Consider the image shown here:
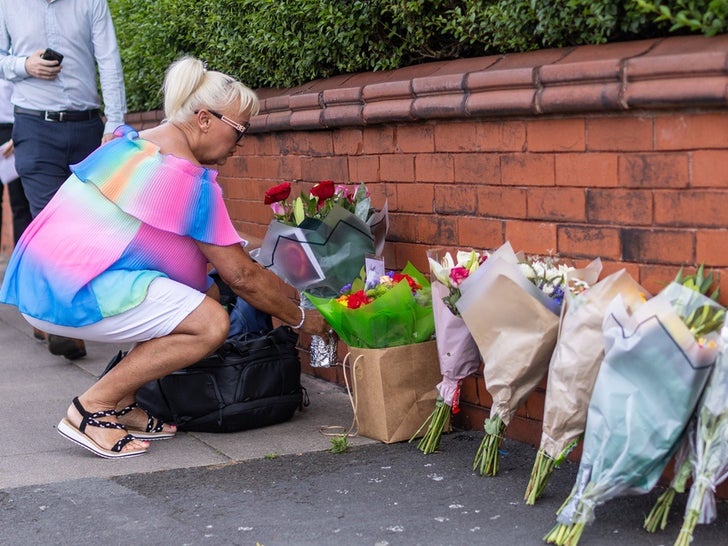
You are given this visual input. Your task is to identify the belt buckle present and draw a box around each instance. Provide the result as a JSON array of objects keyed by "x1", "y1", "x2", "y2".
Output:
[{"x1": 44, "y1": 111, "x2": 61, "y2": 122}]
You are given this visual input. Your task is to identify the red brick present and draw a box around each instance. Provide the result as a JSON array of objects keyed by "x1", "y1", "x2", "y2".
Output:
[
  {"x1": 392, "y1": 242, "x2": 430, "y2": 272},
  {"x1": 527, "y1": 118, "x2": 586, "y2": 152},
  {"x1": 387, "y1": 212, "x2": 417, "y2": 241},
  {"x1": 396, "y1": 183, "x2": 434, "y2": 213},
  {"x1": 416, "y1": 215, "x2": 458, "y2": 245},
  {"x1": 506, "y1": 221, "x2": 557, "y2": 254},
  {"x1": 380, "y1": 154, "x2": 415, "y2": 182},
  {"x1": 654, "y1": 190, "x2": 728, "y2": 228},
  {"x1": 598, "y1": 260, "x2": 642, "y2": 284},
  {"x1": 587, "y1": 116, "x2": 654, "y2": 152},
  {"x1": 348, "y1": 155, "x2": 380, "y2": 183},
  {"x1": 697, "y1": 231, "x2": 728, "y2": 267},
  {"x1": 555, "y1": 153, "x2": 619, "y2": 187},
  {"x1": 638, "y1": 264, "x2": 684, "y2": 297},
  {"x1": 476, "y1": 186, "x2": 528, "y2": 218},
  {"x1": 501, "y1": 154, "x2": 555, "y2": 186},
  {"x1": 454, "y1": 153, "x2": 501, "y2": 184},
  {"x1": 557, "y1": 226, "x2": 621, "y2": 260},
  {"x1": 656, "y1": 112, "x2": 728, "y2": 151},
  {"x1": 333, "y1": 128, "x2": 364, "y2": 155},
  {"x1": 282, "y1": 131, "x2": 334, "y2": 156},
  {"x1": 363, "y1": 126, "x2": 396, "y2": 154},
  {"x1": 434, "y1": 185, "x2": 478, "y2": 215},
  {"x1": 505, "y1": 414, "x2": 544, "y2": 447},
  {"x1": 396, "y1": 124, "x2": 435, "y2": 153},
  {"x1": 476, "y1": 120, "x2": 527, "y2": 152},
  {"x1": 692, "y1": 150, "x2": 728, "y2": 187},
  {"x1": 415, "y1": 154, "x2": 455, "y2": 183},
  {"x1": 434, "y1": 122, "x2": 480, "y2": 152},
  {"x1": 457, "y1": 217, "x2": 504, "y2": 250},
  {"x1": 622, "y1": 228, "x2": 694, "y2": 264},
  {"x1": 586, "y1": 189, "x2": 653, "y2": 226},
  {"x1": 619, "y1": 153, "x2": 690, "y2": 188},
  {"x1": 300, "y1": 156, "x2": 349, "y2": 182},
  {"x1": 527, "y1": 187, "x2": 586, "y2": 222}
]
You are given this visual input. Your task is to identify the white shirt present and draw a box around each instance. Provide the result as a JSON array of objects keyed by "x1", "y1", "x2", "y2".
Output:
[
  {"x1": 0, "y1": 0, "x2": 126, "y2": 134},
  {"x1": 0, "y1": 79, "x2": 13, "y2": 124}
]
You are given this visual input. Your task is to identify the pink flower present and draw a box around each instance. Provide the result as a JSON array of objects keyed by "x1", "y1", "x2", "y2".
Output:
[
  {"x1": 270, "y1": 202, "x2": 286, "y2": 216},
  {"x1": 449, "y1": 266, "x2": 470, "y2": 287}
]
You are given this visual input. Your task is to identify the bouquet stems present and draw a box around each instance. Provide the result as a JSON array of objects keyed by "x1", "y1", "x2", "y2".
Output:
[
  {"x1": 472, "y1": 414, "x2": 505, "y2": 476},
  {"x1": 410, "y1": 399, "x2": 451, "y2": 454},
  {"x1": 674, "y1": 509, "x2": 700, "y2": 546},
  {"x1": 544, "y1": 522, "x2": 585, "y2": 546},
  {"x1": 524, "y1": 449, "x2": 557, "y2": 505},
  {"x1": 643, "y1": 487, "x2": 676, "y2": 533},
  {"x1": 674, "y1": 479, "x2": 708, "y2": 546},
  {"x1": 644, "y1": 456, "x2": 692, "y2": 532}
]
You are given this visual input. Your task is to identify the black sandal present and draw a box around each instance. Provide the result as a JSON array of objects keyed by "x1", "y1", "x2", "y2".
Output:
[
  {"x1": 56, "y1": 397, "x2": 148, "y2": 458},
  {"x1": 116, "y1": 403, "x2": 176, "y2": 440}
]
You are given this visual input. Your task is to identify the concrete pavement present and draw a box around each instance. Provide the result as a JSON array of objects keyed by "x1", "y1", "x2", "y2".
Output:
[{"x1": 1, "y1": 285, "x2": 728, "y2": 544}]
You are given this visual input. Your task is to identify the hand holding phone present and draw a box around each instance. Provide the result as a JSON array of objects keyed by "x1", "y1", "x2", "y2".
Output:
[{"x1": 41, "y1": 48, "x2": 63, "y2": 65}]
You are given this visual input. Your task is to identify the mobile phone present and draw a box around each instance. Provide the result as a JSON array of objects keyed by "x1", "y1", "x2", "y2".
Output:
[{"x1": 41, "y1": 48, "x2": 63, "y2": 64}]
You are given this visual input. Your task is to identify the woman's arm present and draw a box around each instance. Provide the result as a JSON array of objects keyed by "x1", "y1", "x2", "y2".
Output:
[{"x1": 197, "y1": 241, "x2": 331, "y2": 338}]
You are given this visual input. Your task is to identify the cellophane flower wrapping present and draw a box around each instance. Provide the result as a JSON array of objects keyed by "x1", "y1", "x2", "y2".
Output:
[
  {"x1": 251, "y1": 203, "x2": 388, "y2": 299},
  {"x1": 675, "y1": 324, "x2": 728, "y2": 545},
  {"x1": 304, "y1": 262, "x2": 434, "y2": 349},
  {"x1": 525, "y1": 266, "x2": 646, "y2": 503},
  {"x1": 426, "y1": 247, "x2": 485, "y2": 407},
  {"x1": 555, "y1": 282, "x2": 721, "y2": 533},
  {"x1": 455, "y1": 242, "x2": 566, "y2": 430}
]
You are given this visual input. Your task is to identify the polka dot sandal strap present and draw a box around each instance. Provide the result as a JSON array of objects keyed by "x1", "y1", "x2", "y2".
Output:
[
  {"x1": 116, "y1": 402, "x2": 164, "y2": 433},
  {"x1": 72, "y1": 396, "x2": 127, "y2": 434}
]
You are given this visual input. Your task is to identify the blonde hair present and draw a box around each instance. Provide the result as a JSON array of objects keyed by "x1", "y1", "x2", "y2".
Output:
[{"x1": 163, "y1": 56, "x2": 259, "y2": 122}]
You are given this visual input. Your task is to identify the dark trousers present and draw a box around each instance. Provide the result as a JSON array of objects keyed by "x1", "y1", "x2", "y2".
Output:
[
  {"x1": 0, "y1": 124, "x2": 32, "y2": 244},
  {"x1": 12, "y1": 113, "x2": 103, "y2": 217}
]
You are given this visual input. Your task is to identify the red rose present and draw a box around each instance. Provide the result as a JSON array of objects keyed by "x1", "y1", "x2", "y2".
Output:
[
  {"x1": 310, "y1": 180, "x2": 335, "y2": 200},
  {"x1": 347, "y1": 290, "x2": 372, "y2": 309},
  {"x1": 264, "y1": 182, "x2": 291, "y2": 205},
  {"x1": 392, "y1": 273, "x2": 421, "y2": 291}
]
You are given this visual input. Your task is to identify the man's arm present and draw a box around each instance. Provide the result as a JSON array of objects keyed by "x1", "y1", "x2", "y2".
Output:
[{"x1": 92, "y1": 0, "x2": 127, "y2": 137}]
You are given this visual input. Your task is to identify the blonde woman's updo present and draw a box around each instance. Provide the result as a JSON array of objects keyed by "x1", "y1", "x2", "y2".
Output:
[{"x1": 163, "y1": 56, "x2": 259, "y2": 123}]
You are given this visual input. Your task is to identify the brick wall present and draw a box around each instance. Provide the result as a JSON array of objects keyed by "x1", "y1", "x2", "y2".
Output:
[{"x1": 28, "y1": 34, "x2": 728, "y2": 493}]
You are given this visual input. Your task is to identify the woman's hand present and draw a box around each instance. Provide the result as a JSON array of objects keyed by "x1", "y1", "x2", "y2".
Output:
[{"x1": 299, "y1": 308, "x2": 334, "y2": 341}]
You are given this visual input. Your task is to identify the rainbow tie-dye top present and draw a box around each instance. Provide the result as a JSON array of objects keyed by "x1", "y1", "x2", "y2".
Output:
[{"x1": 0, "y1": 125, "x2": 243, "y2": 326}]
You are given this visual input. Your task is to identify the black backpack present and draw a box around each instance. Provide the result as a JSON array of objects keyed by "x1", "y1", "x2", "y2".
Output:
[{"x1": 105, "y1": 326, "x2": 307, "y2": 433}]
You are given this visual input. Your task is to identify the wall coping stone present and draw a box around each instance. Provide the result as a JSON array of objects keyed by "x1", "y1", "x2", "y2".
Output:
[{"x1": 126, "y1": 35, "x2": 728, "y2": 130}]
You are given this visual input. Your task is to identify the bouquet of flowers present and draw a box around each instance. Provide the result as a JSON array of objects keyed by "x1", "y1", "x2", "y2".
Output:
[
  {"x1": 524, "y1": 266, "x2": 645, "y2": 505},
  {"x1": 252, "y1": 180, "x2": 388, "y2": 366},
  {"x1": 304, "y1": 261, "x2": 434, "y2": 349},
  {"x1": 673, "y1": 322, "x2": 728, "y2": 546},
  {"x1": 411, "y1": 248, "x2": 487, "y2": 454},
  {"x1": 252, "y1": 180, "x2": 388, "y2": 298},
  {"x1": 455, "y1": 242, "x2": 591, "y2": 476},
  {"x1": 545, "y1": 268, "x2": 724, "y2": 546}
]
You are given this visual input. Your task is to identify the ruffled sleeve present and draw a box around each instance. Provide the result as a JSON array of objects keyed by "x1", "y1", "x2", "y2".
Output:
[{"x1": 70, "y1": 125, "x2": 242, "y2": 246}]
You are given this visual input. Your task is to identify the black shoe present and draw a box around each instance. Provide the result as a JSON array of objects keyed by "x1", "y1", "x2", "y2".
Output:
[{"x1": 47, "y1": 335, "x2": 87, "y2": 360}]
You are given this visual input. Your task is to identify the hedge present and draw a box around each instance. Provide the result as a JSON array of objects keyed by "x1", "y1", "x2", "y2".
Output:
[{"x1": 109, "y1": 0, "x2": 727, "y2": 113}]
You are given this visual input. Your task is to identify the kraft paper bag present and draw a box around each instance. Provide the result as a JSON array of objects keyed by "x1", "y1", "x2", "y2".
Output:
[{"x1": 347, "y1": 340, "x2": 441, "y2": 443}]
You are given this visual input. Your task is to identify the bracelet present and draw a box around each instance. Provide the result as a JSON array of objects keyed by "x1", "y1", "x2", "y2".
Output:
[{"x1": 291, "y1": 305, "x2": 305, "y2": 329}]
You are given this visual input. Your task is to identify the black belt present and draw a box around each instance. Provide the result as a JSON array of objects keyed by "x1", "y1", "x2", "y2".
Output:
[
  {"x1": 0, "y1": 123, "x2": 12, "y2": 130},
  {"x1": 14, "y1": 106, "x2": 100, "y2": 122}
]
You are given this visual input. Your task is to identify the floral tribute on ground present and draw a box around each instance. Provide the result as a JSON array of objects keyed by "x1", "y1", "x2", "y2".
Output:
[
  {"x1": 253, "y1": 180, "x2": 388, "y2": 298},
  {"x1": 524, "y1": 265, "x2": 645, "y2": 505},
  {"x1": 454, "y1": 242, "x2": 594, "y2": 477},
  {"x1": 304, "y1": 261, "x2": 434, "y2": 349},
  {"x1": 544, "y1": 267, "x2": 725, "y2": 546},
  {"x1": 252, "y1": 180, "x2": 388, "y2": 366},
  {"x1": 411, "y1": 248, "x2": 487, "y2": 454}
]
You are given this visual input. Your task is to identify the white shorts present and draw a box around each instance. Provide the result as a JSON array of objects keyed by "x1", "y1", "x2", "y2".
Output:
[{"x1": 24, "y1": 277, "x2": 207, "y2": 344}]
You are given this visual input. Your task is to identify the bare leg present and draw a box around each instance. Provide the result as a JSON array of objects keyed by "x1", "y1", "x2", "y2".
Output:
[{"x1": 64, "y1": 297, "x2": 230, "y2": 453}]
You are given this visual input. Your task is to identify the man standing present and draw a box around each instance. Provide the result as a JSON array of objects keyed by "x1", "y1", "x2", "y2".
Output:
[{"x1": 0, "y1": 0, "x2": 127, "y2": 359}]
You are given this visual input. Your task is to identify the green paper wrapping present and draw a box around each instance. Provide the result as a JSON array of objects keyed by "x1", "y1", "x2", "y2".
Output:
[{"x1": 304, "y1": 263, "x2": 434, "y2": 349}]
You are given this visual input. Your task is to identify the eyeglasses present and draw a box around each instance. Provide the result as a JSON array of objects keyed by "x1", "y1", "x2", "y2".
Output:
[{"x1": 198, "y1": 109, "x2": 250, "y2": 142}]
